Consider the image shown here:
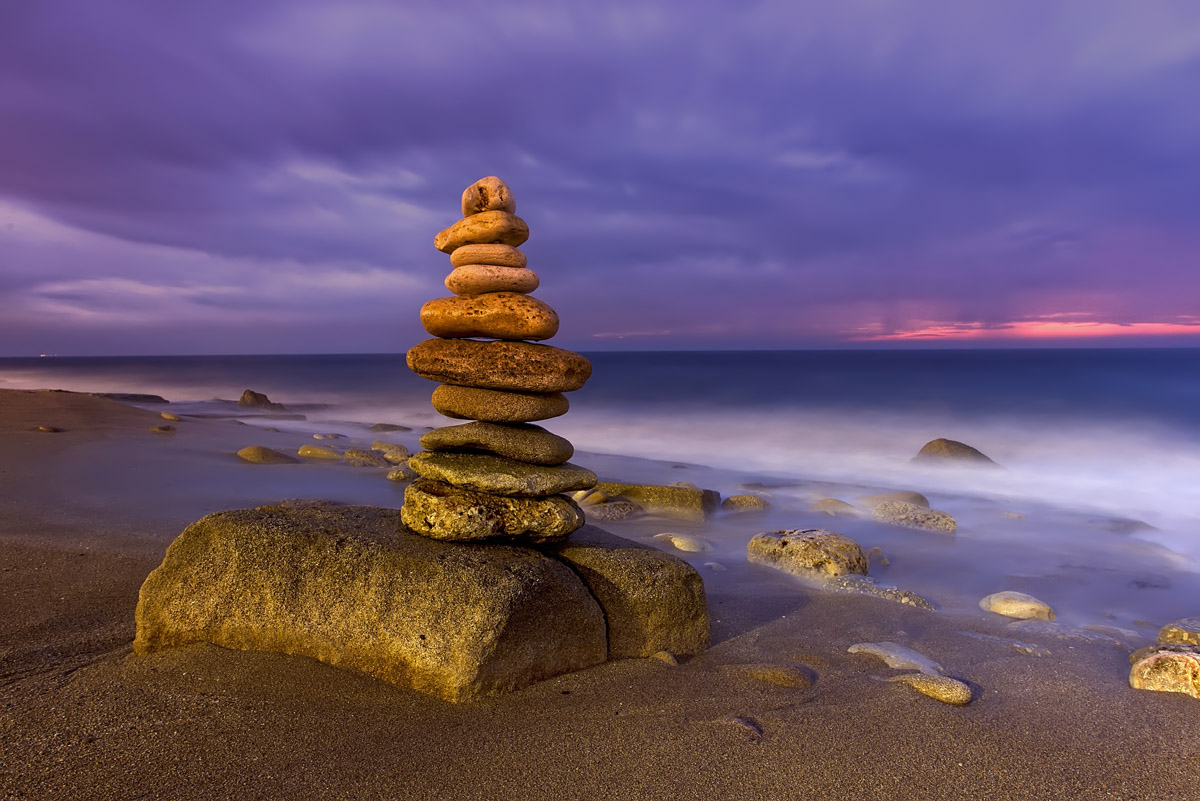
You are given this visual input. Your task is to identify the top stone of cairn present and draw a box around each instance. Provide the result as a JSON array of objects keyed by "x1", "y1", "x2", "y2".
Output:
[{"x1": 462, "y1": 176, "x2": 516, "y2": 217}]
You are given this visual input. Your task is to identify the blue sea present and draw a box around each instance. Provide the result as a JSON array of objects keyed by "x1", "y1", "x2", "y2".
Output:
[{"x1": 3, "y1": 348, "x2": 1199, "y2": 572}]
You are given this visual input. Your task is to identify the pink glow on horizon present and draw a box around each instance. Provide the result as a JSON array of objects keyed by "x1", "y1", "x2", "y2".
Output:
[{"x1": 851, "y1": 319, "x2": 1200, "y2": 342}]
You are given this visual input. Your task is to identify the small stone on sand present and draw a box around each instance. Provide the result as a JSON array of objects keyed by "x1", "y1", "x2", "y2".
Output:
[
  {"x1": 888, "y1": 673, "x2": 974, "y2": 705},
  {"x1": 160, "y1": 412, "x2": 181, "y2": 422},
  {"x1": 980, "y1": 591, "x2": 1055, "y2": 621}
]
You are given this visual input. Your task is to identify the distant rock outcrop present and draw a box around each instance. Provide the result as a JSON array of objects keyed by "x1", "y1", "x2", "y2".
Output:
[
  {"x1": 237, "y1": 389, "x2": 287, "y2": 410},
  {"x1": 912, "y1": 438, "x2": 997, "y2": 465}
]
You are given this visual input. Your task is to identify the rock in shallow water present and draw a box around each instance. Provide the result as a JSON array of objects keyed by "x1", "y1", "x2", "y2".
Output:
[
  {"x1": 236, "y1": 445, "x2": 299, "y2": 465},
  {"x1": 407, "y1": 338, "x2": 592, "y2": 393},
  {"x1": 431, "y1": 385, "x2": 569, "y2": 423},
  {"x1": 747, "y1": 529, "x2": 869, "y2": 578},
  {"x1": 134, "y1": 505, "x2": 607, "y2": 702},
  {"x1": 297, "y1": 444, "x2": 342, "y2": 461},
  {"x1": 721, "y1": 494, "x2": 771, "y2": 512},
  {"x1": 408, "y1": 451, "x2": 597, "y2": 497},
  {"x1": 1159, "y1": 617, "x2": 1200, "y2": 646},
  {"x1": 809, "y1": 498, "x2": 860, "y2": 517},
  {"x1": 912, "y1": 438, "x2": 997, "y2": 465},
  {"x1": 593, "y1": 482, "x2": 720, "y2": 522},
  {"x1": 652, "y1": 532, "x2": 712, "y2": 553},
  {"x1": 541, "y1": 526, "x2": 710, "y2": 658},
  {"x1": 401, "y1": 478, "x2": 584, "y2": 542},
  {"x1": 872, "y1": 501, "x2": 957, "y2": 533},
  {"x1": 857, "y1": 491, "x2": 930, "y2": 510},
  {"x1": 420, "y1": 421, "x2": 573, "y2": 466},
  {"x1": 979, "y1": 590, "x2": 1055, "y2": 621},
  {"x1": 848, "y1": 641, "x2": 943, "y2": 674}
]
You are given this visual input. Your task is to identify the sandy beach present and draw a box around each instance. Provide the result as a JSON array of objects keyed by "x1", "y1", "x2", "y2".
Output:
[{"x1": 2, "y1": 387, "x2": 1199, "y2": 800}]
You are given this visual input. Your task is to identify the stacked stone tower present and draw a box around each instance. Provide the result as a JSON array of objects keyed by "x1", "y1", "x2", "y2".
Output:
[{"x1": 403, "y1": 176, "x2": 597, "y2": 542}]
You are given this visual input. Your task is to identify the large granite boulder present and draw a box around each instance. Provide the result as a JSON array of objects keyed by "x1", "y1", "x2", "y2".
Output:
[
  {"x1": 542, "y1": 526, "x2": 710, "y2": 658},
  {"x1": 594, "y1": 482, "x2": 721, "y2": 522},
  {"x1": 134, "y1": 506, "x2": 608, "y2": 702}
]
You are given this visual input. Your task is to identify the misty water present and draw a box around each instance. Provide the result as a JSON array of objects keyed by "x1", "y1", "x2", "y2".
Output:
[{"x1": 3, "y1": 349, "x2": 1198, "y2": 633}]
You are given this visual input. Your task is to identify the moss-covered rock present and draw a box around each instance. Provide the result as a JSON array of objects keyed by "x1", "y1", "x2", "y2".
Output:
[
  {"x1": 542, "y1": 526, "x2": 709, "y2": 659},
  {"x1": 134, "y1": 506, "x2": 607, "y2": 702}
]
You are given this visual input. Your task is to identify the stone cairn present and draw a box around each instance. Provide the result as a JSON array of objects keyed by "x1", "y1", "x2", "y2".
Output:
[{"x1": 402, "y1": 176, "x2": 597, "y2": 543}]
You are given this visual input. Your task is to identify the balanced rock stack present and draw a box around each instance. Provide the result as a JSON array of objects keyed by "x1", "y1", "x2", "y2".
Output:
[{"x1": 403, "y1": 176, "x2": 597, "y2": 543}]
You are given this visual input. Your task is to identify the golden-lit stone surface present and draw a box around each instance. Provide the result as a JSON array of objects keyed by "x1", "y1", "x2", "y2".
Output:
[
  {"x1": 402, "y1": 478, "x2": 584, "y2": 542},
  {"x1": 420, "y1": 293, "x2": 559, "y2": 341},
  {"x1": 461, "y1": 175, "x2": 515, "y2": 217},
  {"x1": 431, "y1": 384, "x2": 569, "y2": 423},
  {"x1": 449, "y1": 243, "x2": 527, "y2": 269},
  {"x1": 434, "y1": 211, "x2": 528, "y2": 253},
  {"x1": 445, "y1": 264, "x2": 540, "y2": 295},
  {"x1": 408, "y1": 338, "x2": 591, "y2": 393}
]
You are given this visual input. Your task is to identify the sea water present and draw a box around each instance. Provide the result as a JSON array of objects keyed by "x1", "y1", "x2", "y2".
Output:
[{"x1": 3, "y1": 348, "x2": 1198, "y2": 625}]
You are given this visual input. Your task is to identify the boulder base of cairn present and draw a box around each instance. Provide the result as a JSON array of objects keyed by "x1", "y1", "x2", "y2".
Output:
[
  {"x1": 542, "y1": 526, "x2": 710, "y2": 658},
  {"x1": 402, "y1": 479, "x2": 585, "y2": 542},
  {"x1": 134, "y1": 506, "x2": 608, "y2": 703},
  {"x1": 135, "y1": 507, "x2": 712, "y2": 701},
  {"x1": 420, "y1": 421, "x2": 573, "y2": 465},
  {"x1": 432, "y1": 385, "x2": 569, "y2": 423},
  {"x1": 409, "y1": 451, "x2": 597, "y2": 497},
  {"x1": 407, "y1": 338, "x2": 592, "y2": 393}
]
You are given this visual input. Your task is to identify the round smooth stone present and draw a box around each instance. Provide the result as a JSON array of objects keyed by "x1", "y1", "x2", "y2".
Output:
[
  {"x1": 407, "y1": 338, "x2": 591, "y2": 393},
  {"x1": 461, "y1": 176, "x2": 515, "y2": 217},
  {"x1": 450, "y1": 244, "x2": 527, "y2": 269},
  {"x1": 431, "y1": 385, "x2": 569, "y2": 423},
  {"x1": 446, "y1": 264, "x2": 540, "y2": 296},
  {"x1": 408, "y1": 451, "x2": 597, "y2": 497},
  {"x1": 420, "y1": 293, "x2": 559, "y2": 341},
  {"x1": 420, "y1": 421, "x2": 573, "y2": 465},
  {"x1": 434, "y1": 211, "x2": 528, "y2": 254}
]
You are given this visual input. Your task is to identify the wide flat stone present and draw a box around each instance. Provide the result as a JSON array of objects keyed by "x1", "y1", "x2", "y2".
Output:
[
  {"x1": 236, "y1": 445, "x2": 299, "y2": 465},
  {"x1": 434, "y1": 211, "x2": 529, "y2": 253},
  {"x1": 408, "y1": 338, "x2": 592, "y2": 393},
  {"x1": 408, "y1": 451, "x2": 597, "y2": 497},
  {"x1": 872, "y1": 500, "x2": 958, "y2": 533},
  {"x1": 420, "y1": 421, "x2": 573, "y2": 465},
  {"x1": 402, "y1": 478, "x2": 584, "y2": 542},
  {"x1": 593, "y1": 482, "x2": 720, "y2": 522},
  {"x1": 134, "y1": 506, "x2": 607, "y2": 703},
  {"x1": 432, "y1": 385, "x2": 569, "y2": 423},
  {"x1": 461, "y1": 175, "x2": 515, "y2": 216},
  {"x1": 541, "y1": 526, "x2": 710, "y2": 658},
  {"x1": 449, "y1": 243, "x2": 527, "y2": 269},
  {"x1": 747, "y1": 529, "x2": 869, "y2": 578},
  {"x1": 420, "y1": 293, "x2": 559, "y2": 341},
  {"x1": 980, "y1": 591, "x2": 1055, "y2": 621},
  {"x1": 446, "y1": 264, "x2": 540, "y2": 296}
]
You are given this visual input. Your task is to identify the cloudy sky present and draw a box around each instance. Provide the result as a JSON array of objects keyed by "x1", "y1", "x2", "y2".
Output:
[{"x1": 2, "y1": 0, "x2": 1199, "y2": 355}]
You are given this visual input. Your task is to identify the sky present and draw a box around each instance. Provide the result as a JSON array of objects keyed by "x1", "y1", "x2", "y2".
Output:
[{"x1": 2, "y1": 0, "x2": 1199, "y2": 355}]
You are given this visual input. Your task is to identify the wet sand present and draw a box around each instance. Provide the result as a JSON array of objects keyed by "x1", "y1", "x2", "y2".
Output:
[{"x1": 2, "y1": 388, "x2": 1198, "y2": 800}]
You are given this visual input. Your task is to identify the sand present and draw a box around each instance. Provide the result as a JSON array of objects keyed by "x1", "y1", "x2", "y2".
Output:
[{"x1": 2, "y1": 388, "x2": 1198, "y2": 800}]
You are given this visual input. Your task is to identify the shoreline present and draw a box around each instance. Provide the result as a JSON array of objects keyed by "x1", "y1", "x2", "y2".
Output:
[{"x1": 2, "y1": 387, "x2": 1199, "y2": 799}]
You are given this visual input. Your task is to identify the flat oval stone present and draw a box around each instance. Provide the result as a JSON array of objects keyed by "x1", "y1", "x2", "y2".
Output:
[
  {"x1": 461, "y1": 176, "x2": 515, "y2": 217},
  {"x1": 450, "y1": 244, "x2": 527, "y2": 269},
  {"x1": 434, "y1": 211, "x2": 528, "y2": 254},
  {"x1": 888, "y1": 673, "x2": 974, "y2": 705},
  {"x1": 979, "y1": 591, "x2": 1055, "y2": 621},
  {"x1": 408, "y1": 338, "x2": 591, "y2": 393},
  {"x1": 420, "y1": 293, "x2": 559, "y2": 341},
  {"x1": 420, "y1": 421, "x2": 573, "y2": 465},
  {"x1": 402, "y1": 478, "x2": 583, "y2": 543},
  {"x1": 446, "y1": 264, "x2": 540, "y2": 296},
  {"x1": 408, "y1": 451, "x2": 597, "y2": 497},
  {"x1": 432, "y1": 385, "x2": 568, "y2": 423}
]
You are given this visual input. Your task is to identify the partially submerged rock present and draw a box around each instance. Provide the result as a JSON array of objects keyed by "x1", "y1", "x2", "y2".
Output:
[
  {"x1": 297, "y1": 444, "x2": 342, "y2": 461},
  {"x1": 236, "y1": 445, "x2": 299, "y2": 465},
  {"x1": 912, "y1": 438, "x2": 997, "y2": 466},
  {"x1": 872, "y1": 501, "x2": 957, "y2": 533},
  {"x1": 857, "y1": 491, "x2": 930, "y2": 510},
  {"x1": 134, "y1": 506, "x2": 608, "y2": 703},
  {"x1": 848, "y1": 641, "x2": 943, "y2": 674},
  {"x1": 584, "y1": 501, "x2": 642, "y2": 521},
  {"x1": 980, "y1": 591, "x2": 1055, "y2": 621},
  {"x1": 542, "y1": 526, "x2": 709, "y2": 658},
  {"x1": 1159, "y1": 617, "x2": 1200, "y2": 646},
  {"x1": 238, "y1": 389, "x2": 286, "y2": 410},
  {"x1": 747, "y1": 529, "x2": 868, "y2": 578},
  {"x1": 809, "y1": 498, "x2": 860, "y2": 517},
  {"x1": 593, "y1": 482, "x2": 721, "y2": 522},
  {"x1": 720, "y1": 494, "x2": 771, "y2": 512},
  {"x1": 652, "y1": 532, "x2": 712, "y2": 553},
  {"x1": 344, "y1": 449, "x2": 391, "y2": 468}
]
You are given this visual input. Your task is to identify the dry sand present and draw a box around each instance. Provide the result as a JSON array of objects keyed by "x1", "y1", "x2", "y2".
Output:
[{"x1": 2, "y1": 388, "x2": 1198, "y2": 800}]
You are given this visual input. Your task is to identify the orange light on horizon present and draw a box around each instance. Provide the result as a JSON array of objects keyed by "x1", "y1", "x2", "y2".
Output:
[{"x1": 852, "y1": 319, "x2": 1200, "y2": 342}]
